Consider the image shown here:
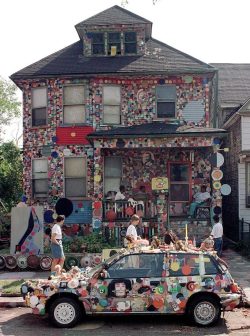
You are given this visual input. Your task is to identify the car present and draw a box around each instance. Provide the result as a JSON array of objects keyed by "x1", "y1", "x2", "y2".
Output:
[{"x1": 21, "y1": 247, "x2": 242, "y2": 328}]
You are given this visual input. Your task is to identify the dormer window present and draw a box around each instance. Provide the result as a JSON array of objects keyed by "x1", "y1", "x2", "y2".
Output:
[
  {"x1": 92, "y1": 33, "x2": 105, "y2": 55},
  {"x1": 124, "y1": 32, "x2": 137, "y2": 54},
  {"x1": 108, "y1": 32, "x2": 121, "y2": 55}
]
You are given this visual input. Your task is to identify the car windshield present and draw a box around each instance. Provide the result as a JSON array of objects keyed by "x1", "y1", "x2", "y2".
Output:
[{"x1": 87, "y1": 251, "x2": 127, "y2": 277}]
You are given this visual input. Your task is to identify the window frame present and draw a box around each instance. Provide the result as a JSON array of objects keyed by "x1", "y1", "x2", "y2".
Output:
[
  {"x1": 64, "y1": 156, "x2": 87, "y2": 199},
  {"x1": 91, "y1": 32, "x2": 105, "y2": 55},
  {"x1": 104, "y1": 156, "x2": 122, "y2": 196},
  {"x1": 62, "y1": 84, "x2": 86, "y2": 125},
  {"x1": 168, "y1": 161, "x2": 192, "y2": 203},
  {"x1": 102, "y1": 85, "x2": 121, "y2": 125},
  {"x1": 32, "y1": 158, "x2": 49, "y2": 200},
  {"x1": 108, "y1": 31, "x2": 121, "y2": 55},
  {"x1": 156, "y1": 85, "x2": 176, "y2": 119},
  {"x1": 31, "y1": 87, "x2": 48, "y2": 127},
  {"x1": 124, "y1": 31, "x2": 137, "y2": 55}
]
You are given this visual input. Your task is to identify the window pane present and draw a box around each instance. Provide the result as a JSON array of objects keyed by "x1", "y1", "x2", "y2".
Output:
[
  {"x1": 108, "y1": 32, "x2": 120, "y2": 43},
  {"x1": 92, "y1": 44, "x2": 105, "y2": 55},
  {"x1": 63, "y1": 86, "x2": 85, "y2": 105},
  {"x1": 65, "y1": 158, "x2": 86, "y2": 177},
  {"x1": 104, "y1": 177, "x2": 121, "y2": 194},
  {"x1": 33, "y1": 159, "x2": 48, "y2": 173},
  {"x1": 105, "y1": 157, "x2": 122, "y2": 177},
  {"x1": 65, "y1": 178, "x2": 86, "y2": 197},
  {"x1": 170, "y1": 164, "x2": 189, "y2": 181},
  {"x1": 63, "y1": 105, "x2": 85, "y2": 124},
  {"x1": 156, "y1": 85, "x2": 176, "y2": 100},
  {"x1": 125, "y1": 43, "x2": 137, "y2": 54},
  {"x1": 125, "y1": 32, "x2": 136, "y2": 42},
  {"x1": 33, "y1": 179, "x2": 48, "y2": 195},
  {"x1": 157, "y1": 102, "x2": 175, "y2": 118},
  {"x1": 103, "y1": 106, "x2": 120, "y2": 124},
  {"x1": 32, "y1": 108, "x2": 47, "y2": 126},
  {"x1": 170, "y1": 184, "x2": 189, "y2": 201},
  {"x1": 103, "y1": 86, "x2": 121, "y2": 104},
  {"x1": 32, "y1": 87, "x2": 47, "y2": 108},
  {"x1": 168, "y1": 254, "x2": 199, "y2": 276},
  {"x1": 92, "y1": 33, "x2": 104, "y2": 43}
]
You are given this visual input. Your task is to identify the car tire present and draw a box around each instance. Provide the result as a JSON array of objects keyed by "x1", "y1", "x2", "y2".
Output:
[
  {"x1": 188, "y1": 295, "x2": 221, "y2": 327},
  {"x1": 49, "y1": 297, "x2": 82, "y2": 328}
]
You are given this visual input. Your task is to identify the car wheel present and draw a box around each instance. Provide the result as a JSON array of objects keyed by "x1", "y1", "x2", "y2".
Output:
[
  {"x1": 49, "y1": 297, "x2": 82, "y2": 328},
  {"x1": 188, "y1": 296, "x2": 221, "y2": 327}
]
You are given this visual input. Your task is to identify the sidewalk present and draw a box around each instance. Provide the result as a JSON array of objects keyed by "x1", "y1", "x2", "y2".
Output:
[{"x1": 0, "y1": 248, "x2": 250, "y2": 308}]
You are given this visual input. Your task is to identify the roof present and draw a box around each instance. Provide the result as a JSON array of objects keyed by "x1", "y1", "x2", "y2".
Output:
[
  {"x1": 87, "y1": 122, "x2": 227, "y2": 138},
  {"x1": 11, "y1": 38, "x2": 214, "y2": 81},
  {"x1": 75, "y1": 5, "x2": 152, "y2": 27},
  {"x1": 211, "y1": 63, "x2": 250, "y2": 107}
]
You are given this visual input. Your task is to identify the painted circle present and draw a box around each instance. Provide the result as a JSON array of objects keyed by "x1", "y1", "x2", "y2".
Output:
[
  {"x1": 106, "y1": 210, "x2": 117, "y2": 221},
  {"x1": 65, "y1": 256, "x2": 79, "y2": 270},
  {"x1": 55, "y1": 198, "x2": 73, "y2": 218},
  {"x1": 27, "y1": 255, "x2": 40, "y2": 269},
  {"x1": 216, "y1": 153, "x2": 224, "y2": 167},
  {"x1": 17, "y1": 255, "x2": 28, "y2": 269},
  {"x1": 5, "y1": 255, "x2": 17, "y2": 269},
  {"x1": 44, "y1": 210, "x2": 54, "y2": 223},
  {"x1": 187, "y1": 281, "x2": 196, "y2": 291},
  {"x1": 40, "y1": 256, "x2": 52, "y2": 271},
  {"x1": 213, "y1": 181, "x2": 221, "y2": 190},
  {"x1": 170, "y1": 261, "x2": 180, "y2": 272},
  {"x1": 0, "y1": 256, "x2": 6, "y2": 270},
  {"x1": 80, "y1": 256, "x2": 91, "y2": 267},
  {"x1": 221, "y1": 184, "x2": 232, "y2": 196},
  {"x1": 211, "y1": 169, "x2": 223, "y2": 181},
  {"x1": 213, "y1": 206, "x2": 222, "y2": 215}
]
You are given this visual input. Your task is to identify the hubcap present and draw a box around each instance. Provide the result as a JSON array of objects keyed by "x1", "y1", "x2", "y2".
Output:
[
  {"x1": 194, "y1": 301, "x2": 216, "y2": 325},
  {"x1": 54, "y1": 302, "x2": 76, "y2": 325}
]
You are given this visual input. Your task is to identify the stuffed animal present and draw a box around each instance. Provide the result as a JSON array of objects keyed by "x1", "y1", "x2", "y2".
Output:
[
  {"x1": 200, "y1": 236, "x2": 214, "y2": 251},
  {"x1": 175, "y1": 240, "x2": 188, "y2": 251},
  {"x1": 151, "y1": 236, "x2": 161, "y2": 249}
]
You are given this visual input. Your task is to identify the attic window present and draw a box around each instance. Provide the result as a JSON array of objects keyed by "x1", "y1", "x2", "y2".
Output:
[
  {"x1": 124, "y1": 32, "x2": 137, "y2": 54},
  {"x1": 108, "y1": 32, "x2": 121, "y2": 55},
  {"x1": 92, "y1": 33, "x2": 105, "y2": 55}
]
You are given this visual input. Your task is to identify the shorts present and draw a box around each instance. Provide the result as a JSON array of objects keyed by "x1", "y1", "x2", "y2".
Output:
[{"x1": 51, "y1": 240, "x2": 64, "y2": 259}]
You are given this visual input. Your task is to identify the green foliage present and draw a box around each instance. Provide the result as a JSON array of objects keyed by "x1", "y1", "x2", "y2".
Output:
[
  {"x1": 0, "y1": 142, "x2": 23, "y2": 210},
  {"x1": 0, "y1": 77, "x2": 21, "y2": 142}
]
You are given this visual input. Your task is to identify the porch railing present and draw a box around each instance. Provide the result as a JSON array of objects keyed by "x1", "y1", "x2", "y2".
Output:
[{"x1": 103, "y1": 200, "x2": 157, "y2": 221}]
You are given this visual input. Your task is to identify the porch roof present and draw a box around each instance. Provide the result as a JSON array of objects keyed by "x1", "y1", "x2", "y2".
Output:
[{"x1": 88, "y1": 122, "x2": 227, "y2": 139}]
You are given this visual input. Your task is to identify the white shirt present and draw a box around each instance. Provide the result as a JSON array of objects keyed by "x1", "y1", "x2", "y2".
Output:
[
  {"x1": 126, "y1": 224, "x2": 138, "y2": 240},
  {"x1": 115, "y1": 191, "x2": 125, "y2": 201},
  {"x1": 194, "y1": 191, "x2": 210, "y2": 203},
  {"x1": 52, "y1": 224, "x2": 62, "y2": 239},
  {"x1": 211, "y1": 222, "x2": 223, "y2": 238}
]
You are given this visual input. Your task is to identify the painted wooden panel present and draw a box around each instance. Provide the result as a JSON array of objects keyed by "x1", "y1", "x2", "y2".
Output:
[
  {"x1": 241, "y1": 116, "x2": 250, "y2": 150},
  {"x1": 56, "y1": 126, "x2": 93, "y2": 145},
  {"x1": 238, "y1": 163, "x2": 250, "y2": 227},
  {"x1": 64, "y1": 200, "x2": 93, "y2": 224}
]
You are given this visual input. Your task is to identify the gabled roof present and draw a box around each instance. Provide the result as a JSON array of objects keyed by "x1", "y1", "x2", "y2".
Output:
[
  {"x1": 211, "y1": 63, "x2": 250, "y2": 107},
  {"x1": 75, "y1": 5, "x2": 152, "y2": 27},
  {"x1": 88, "y1": 122, "x2": 226, "y2": 139},
  {"x1": 11, "y1": 38, "x2": 214, "y2": 81}
]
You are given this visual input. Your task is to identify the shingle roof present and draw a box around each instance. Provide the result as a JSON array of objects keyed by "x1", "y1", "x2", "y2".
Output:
[
  {"x1": 11, "y1": 38, "x2": 214, "y2": 81},
  {"x1": 211, "y1": 63, "x2": 250, "y2": 107},
  {"x1": 75, "y1": 5, "x2": 152, "y2": 26},
  {"x1": 88, "y1": 122, "x2": 226, "y2": 138}
]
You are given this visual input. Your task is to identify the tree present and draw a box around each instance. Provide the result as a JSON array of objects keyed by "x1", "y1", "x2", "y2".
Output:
[
  {"x1": 0, "y1": 77, "x2": 21, "y2": 142},
  {"x1": 0, "y1": 142, "x2": 23, "y2": 210}
]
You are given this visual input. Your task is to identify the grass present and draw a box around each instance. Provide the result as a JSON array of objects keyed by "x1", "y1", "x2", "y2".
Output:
[{"x1": 0, "y1": 279, "x2": 24, "y2": 296}]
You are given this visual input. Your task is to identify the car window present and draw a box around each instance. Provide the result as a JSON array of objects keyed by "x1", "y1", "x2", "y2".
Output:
[
  {"x1": 108, "y1": 253, "x2": 163, "y2": 278},
  {"x1": 168, "y1": 253, "x2": 200, "y2": 276},
  {"x1": 204, "y1": 255, "x2": 220, "y2": 274}
]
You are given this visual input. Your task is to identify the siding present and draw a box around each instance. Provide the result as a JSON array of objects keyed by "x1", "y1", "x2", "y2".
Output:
[
  {"x1": 241, "y1": 116, "x2": 250, "y2": 151},
  {"x1": 239, "y1": 163, "x2": 250, "y2": 231}
]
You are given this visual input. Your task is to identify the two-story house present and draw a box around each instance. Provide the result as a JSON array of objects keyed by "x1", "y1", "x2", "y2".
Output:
[
  {"x1": 212, "y1": 63, "x2": 250, "y2": 242},
  {"x1": 11, "y1": 6, "x2": 227, "y2": 245}
]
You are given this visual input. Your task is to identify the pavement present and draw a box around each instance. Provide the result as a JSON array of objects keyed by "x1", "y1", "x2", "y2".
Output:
[{"x1": 0, "y1": 248, "x2": 250, "y2": 308}]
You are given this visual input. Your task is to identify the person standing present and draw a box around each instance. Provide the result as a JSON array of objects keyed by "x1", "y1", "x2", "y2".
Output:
[
  {"x1": 126, "y1": 214, "x2": 140, "y2": 243},
  {"x1": 51, "y1": 215, "x2": 65, "y2": 272},
  {"x1": 210, "y1": 215, "x2": 223, "y2": 257}
]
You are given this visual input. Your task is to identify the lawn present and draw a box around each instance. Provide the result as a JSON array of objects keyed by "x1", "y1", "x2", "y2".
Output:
[{"x1": 0, "y1": 279, "x2": 24, "y2": 296}]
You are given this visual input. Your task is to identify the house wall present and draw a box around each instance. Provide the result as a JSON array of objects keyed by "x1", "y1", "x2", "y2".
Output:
[
  {"x1": 241, "y1": 116, "x2": 250, "y2": 151},
  {"x1": 223, "y1": 117, "x2": 241, "y2": 241}
]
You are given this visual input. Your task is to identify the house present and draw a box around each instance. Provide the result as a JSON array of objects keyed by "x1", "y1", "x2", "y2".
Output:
[
  {"x1": 10, "y1": 6, "x2": 227, "y2": 244},
  {"x1": 212, "y1": 63, "x2": 250, "y2": 241}
]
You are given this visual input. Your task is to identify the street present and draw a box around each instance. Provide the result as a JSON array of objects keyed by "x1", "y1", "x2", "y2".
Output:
[{"x1": 1, "y1": 307, "x2": 250, "y2": 336}]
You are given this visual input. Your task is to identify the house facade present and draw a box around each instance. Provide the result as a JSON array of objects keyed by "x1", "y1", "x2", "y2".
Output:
[
  {"x1": 11, "y1": 6, "x2": 227, "y2": 244},
  {"x1": 212, "y1": 64, "x2": 250, "y2": 241}
]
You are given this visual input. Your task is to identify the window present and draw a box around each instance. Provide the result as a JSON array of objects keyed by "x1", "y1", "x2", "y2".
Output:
[
  {"x1": 32, "y1": 159, "x2": 48, "y2": 199},
  {"x1": 168, "y1": 253, "x2": 200, "y2": 276},
  {"x1": 103, "y1": 86, "x2": 121, "y2": 124},
  {"x1": 64, "y1": 157, "x2": 87, "y2": 198},
  {"x1": 246, "y1": 163, "x2": 250, "y2": 207},
  {"x1": 169, "y1": 163, "x2": 190, "y2": 202},
  {"x1": 92, "y1": 33, "x2": 105, "y2": 55},
  {"x1": 108, "y1": 32, "x2": 121, "y2": 55},
  {"x1": 63, "y1": 85, "x2": 85, "y2": 124},
  {"x1": 124, "y1": 32, "x2": 137, "y2": 54},
  {"x1": 31, "y1": 87, "x2": 47, "y2": 126},
  {"x1": 156, "y1": 85, "x2": 176, "y2": 118},
  {"x1": 104, "y1": 157, "x2": 122, "y2": 195}
]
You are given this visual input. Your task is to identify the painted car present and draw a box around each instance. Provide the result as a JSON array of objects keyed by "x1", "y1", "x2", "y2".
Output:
[{"x1": 21, "y1": 248, "x2": 242, "y2": 328}]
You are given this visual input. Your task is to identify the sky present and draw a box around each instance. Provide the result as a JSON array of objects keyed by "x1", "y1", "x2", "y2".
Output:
[{"x1": 1, "y1": 0, "x2": 250, "y2": 142}]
